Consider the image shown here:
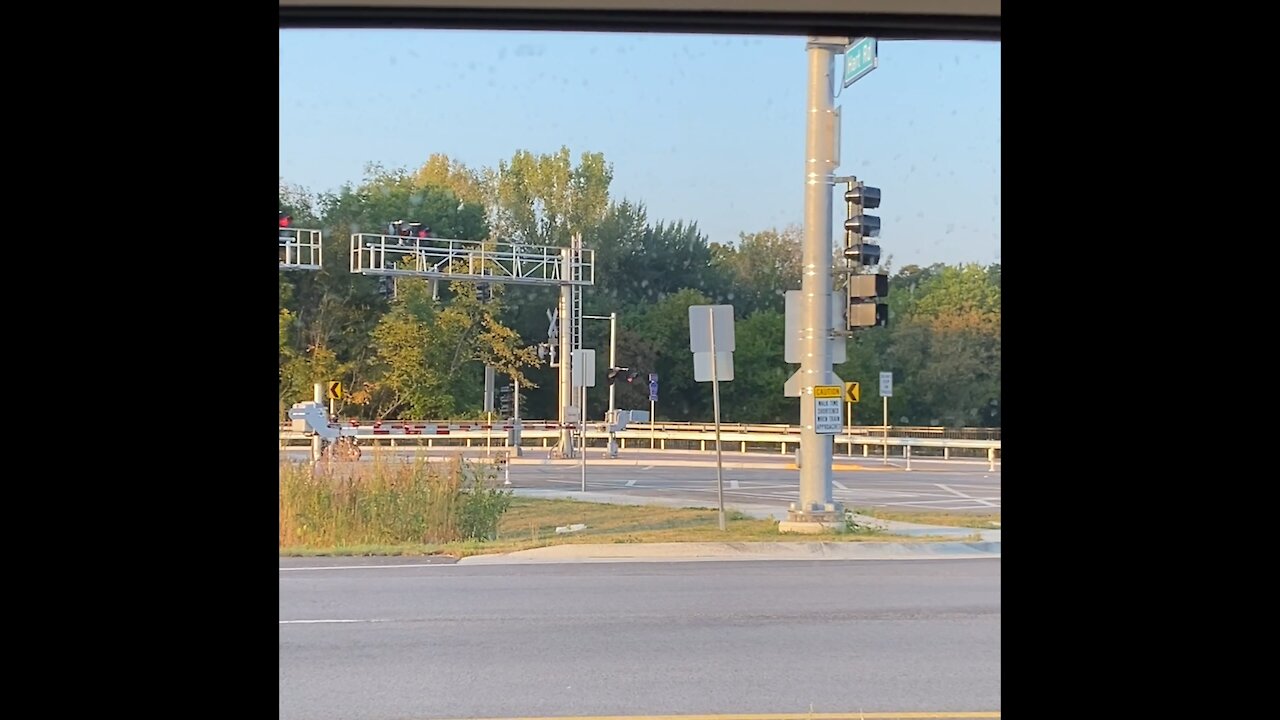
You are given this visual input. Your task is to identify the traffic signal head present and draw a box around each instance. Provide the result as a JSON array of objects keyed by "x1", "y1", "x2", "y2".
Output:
[
  {"x1": 843, "y1": 179, "x2": 883, "y2": 268},
  {"x1": 844, "y1": 243, "x2": 881, "y2": 266},
  {"x1": 848, "y1": 273, "x2": 889, "y2": 298},
  {"x1": 848, "y1": 302, "x2": 889, "y2": 328},
  {"x1": 626, "y1": 369, "x2": 641, "y2": 383},
  {"x1": 847, "y1": 272, "x2": 889, "y2": 330},
  {"x1": 843, "y1": 214, "x2": 881, "y2": 238},
  {"x1": 279, "y1": 212, "x2": 292, "y2": 228},
  {"x1": 844, "y1": 184, "x2": 881, "y2": 209}
]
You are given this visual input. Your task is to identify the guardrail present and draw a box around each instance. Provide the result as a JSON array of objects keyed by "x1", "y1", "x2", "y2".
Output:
[
  {"x1": 278, "y1": 424, "x2": 1000, "y2": 461},
  {"x1": 277, "y1": 419, "x2": 999, "y2": 440}
]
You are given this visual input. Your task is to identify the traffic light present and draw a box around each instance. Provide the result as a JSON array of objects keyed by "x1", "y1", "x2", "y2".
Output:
[
  {"x1": 474, "y1": 283, "x2": 492, "y2": 302},
  {"x1": 607, "y1": 366, "x2": 629, "y2": 385},
  {"x1": 499, "y1": 384, "x2": 513, "y2": 416},
  {"x1": 626, "y1": 369, "x2": 640, "y2": 383},
  {"x1": 842, "y1": 180, "x2": 882, "y2": 268},
  {"x1": 279, "y1": 211, "x2": 292, "y2": 228},
  {"x1": 847, "y1": 272, "x2": 889, "y2": 329}
]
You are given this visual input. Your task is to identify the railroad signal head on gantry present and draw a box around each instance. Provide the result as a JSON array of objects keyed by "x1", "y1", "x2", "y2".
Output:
[{"x1": 411, "y1": 222, "x2": 431, "y2": 239}]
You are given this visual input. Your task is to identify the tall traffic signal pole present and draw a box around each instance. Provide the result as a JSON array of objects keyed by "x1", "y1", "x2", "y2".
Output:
[{"x1": 786, "y1": 36, "x2": 846, "y2": 530}]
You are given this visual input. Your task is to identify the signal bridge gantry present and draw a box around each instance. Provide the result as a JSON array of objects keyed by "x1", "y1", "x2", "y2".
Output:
[
  {"x1": 280, "y1": 228, "x2": 323, "y2": 271},
  {"x1": 350, "y1": 231, "x2": 596, "y2": 460},
  {"x1": 350, "y1": 233, "x2": 594, "y2": 287}
]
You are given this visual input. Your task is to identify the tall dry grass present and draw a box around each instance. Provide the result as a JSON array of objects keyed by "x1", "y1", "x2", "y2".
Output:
[{"x1": 279, "y1": 454, "x2": 513, "y2": 549}]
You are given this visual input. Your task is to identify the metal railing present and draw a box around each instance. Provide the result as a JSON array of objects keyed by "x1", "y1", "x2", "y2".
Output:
[
  {"x1": 278, "y1": 422, "x2": 1000, "y2": 461},
  {"x1": 278, "y1": 419, "x2": 999, "y2": 441}
]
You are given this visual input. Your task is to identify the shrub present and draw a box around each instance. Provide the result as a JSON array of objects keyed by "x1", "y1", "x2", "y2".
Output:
[{"x1": 279, "y1": 455, "x2": 514, "y2": 548}]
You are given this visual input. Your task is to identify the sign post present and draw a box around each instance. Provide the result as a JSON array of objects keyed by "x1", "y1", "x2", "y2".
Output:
[
  {"x1": 844, "y1": 381, "x2": 860, "y2": 456},
  {"x1": 690, "y1": 304, "x2": 735, "y2": 531},
  {"x1": 648, "y1": 373, "x2": 659, "y2": 450},
  {"x1": 312, "y1": 383, "x2": 326, "y2": 462},
  {"x1": 326, "y1": 381, "x2": 343, "y2": 423},
  {"x1": 571, "y1": 349, "x2": 596, "y2": 491},
  {"x1": 879, "y1": 371, "x2": 893, "y2": 465}
]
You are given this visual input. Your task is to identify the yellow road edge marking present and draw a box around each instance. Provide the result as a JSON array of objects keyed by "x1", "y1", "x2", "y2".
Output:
[{"x1": 440, "y1": 707, "x2": 998, "y2": 712}]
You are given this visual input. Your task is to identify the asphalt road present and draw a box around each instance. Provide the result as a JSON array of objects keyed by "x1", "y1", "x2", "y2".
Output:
[
  {"x1": 511, "y1": 463, "x2": 1000, "y2": 513},
  {"x1": 281, "y1": 448, "x2": 1001, "y2": 513},
  {"x1": 279, "y1": 558, "x2": 1001, "y2": 720}
]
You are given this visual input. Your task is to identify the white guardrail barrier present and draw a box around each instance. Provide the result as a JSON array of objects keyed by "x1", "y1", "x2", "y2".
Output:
[{"x1": 278, "y1": 420, "x2": 1000, "y2": 461}]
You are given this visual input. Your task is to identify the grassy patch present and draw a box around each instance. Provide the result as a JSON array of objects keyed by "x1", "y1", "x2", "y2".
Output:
[
  {"x1": 282, "y1": 495, "x2": 964, "y2": 558},
  {"x1": 854, "y1": 508, "x2": 1001, "y2": 529},
  {"x1": 279, "y1": 455, "x2": 512, "y2": 550}
]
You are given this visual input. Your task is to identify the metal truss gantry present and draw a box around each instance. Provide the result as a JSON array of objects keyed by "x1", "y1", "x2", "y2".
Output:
[
  {"x1": 280, "y1": 228, "x2": 323, "y2": 271},
  {"x1": 350, "y1": 232, "x2": 595, "y2": 458},
  {"x1": 350, "y1": 233, "x2": 594, "y2": 286}
]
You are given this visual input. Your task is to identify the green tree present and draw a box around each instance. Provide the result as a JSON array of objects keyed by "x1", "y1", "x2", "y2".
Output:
[
  {"x1": 630, "y1": 288, "x2": 714, "y2": 420},
  {"x1": 715, "y1": 310, "x2": 799, "y2": 424},
  {"x1": 710, "y1": 225, "x2": 803, "y2": 317}
]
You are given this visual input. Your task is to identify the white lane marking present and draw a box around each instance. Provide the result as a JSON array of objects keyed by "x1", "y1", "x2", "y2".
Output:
[
  {"x1": 279, "y1": 563, "x2": 454, "y2": 572},
  {"x1": 279, "y1": 619, "x2": 391, "y2": 624},
  {"x1": 641, "y1": 465, "x2": 654, "y2": 470},
  {"x1": 729, "y1": 478, "x2": 740, "y2": 489},
  {"x1": 936, "y1": 483, "x2": 1000, "y2": 507},
  {"x1": 833, "y1": 480, "x2": 849, "y2": 490},
  {"x1": 625, "y1": 478, "x2": 638, "y2": 487},
  {"x1": 887, "y1": 499, "x2": 1001, "y2": 508}
]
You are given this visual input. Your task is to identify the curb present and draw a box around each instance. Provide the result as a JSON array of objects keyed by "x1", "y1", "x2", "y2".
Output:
[{"x1": 456, "y1": 540, "x2": 1001, "y2": 565}]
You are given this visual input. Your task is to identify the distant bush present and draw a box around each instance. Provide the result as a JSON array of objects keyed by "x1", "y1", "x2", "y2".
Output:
[{"x1": 279, "y1": 456, "x2": 513, "y2": 548}]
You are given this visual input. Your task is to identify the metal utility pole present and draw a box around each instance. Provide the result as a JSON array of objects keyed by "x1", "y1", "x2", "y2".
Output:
[
  {"x1": 557, "y1": 247, "x2": 575, "y2": 458},
  {"x1": 609, "y1": 311, "x2": 617, "y2": 455},
  {"x1": 585, "y1": 312, "x2": 620, "y2": 458},
  {"x1": 790, "y1": 36, "x2": 845, "y2": 528},
  {"x1": 311, "y1": 382, "x2": 325, "y2": 462}
]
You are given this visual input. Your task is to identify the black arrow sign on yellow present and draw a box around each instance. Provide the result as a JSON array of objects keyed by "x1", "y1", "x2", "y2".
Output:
[
  {"x1": 845, "y1": 381, "x2": 860, "y2": 403},
  {"x1": 327, "y1": 382, "x2": 343, "y2": 400}
]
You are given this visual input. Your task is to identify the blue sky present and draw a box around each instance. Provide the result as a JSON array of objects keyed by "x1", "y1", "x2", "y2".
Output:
[{"x1": 280, "y1": 30, "x2": 1000, "y2": 268}]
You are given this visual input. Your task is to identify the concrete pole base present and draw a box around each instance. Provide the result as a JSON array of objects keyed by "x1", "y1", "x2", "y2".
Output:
[{"x1": 780, "y1": 502, "x2": 847, "y2": 534}]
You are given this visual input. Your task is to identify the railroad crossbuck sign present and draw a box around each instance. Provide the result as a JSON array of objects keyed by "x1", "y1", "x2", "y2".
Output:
[
  {"x1": 845, "y1": 381, "x2": 860, "y2": 403},
  {"x1": 327, "y1": 382, "x2": 343, "y2": 401}
]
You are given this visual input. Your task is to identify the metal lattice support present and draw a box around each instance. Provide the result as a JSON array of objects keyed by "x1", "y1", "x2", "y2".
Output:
[
  {"x1": 350, "y1": 234, "x2": 594, "y2": 287},
  {"x1": 281, "y1": 228, "x2": 323, "y2": 271}
]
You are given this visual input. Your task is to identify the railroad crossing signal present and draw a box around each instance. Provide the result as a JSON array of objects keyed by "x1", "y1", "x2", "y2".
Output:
[
  {"x1": 327, "y1": 382, "x2": 343, "y2": 401},
  {"x1": 499, "y1": 384, "x2": 513, "y2": 416},
  {"x1": 845, "y1": 381, "x2": 860, "y2": 403}
]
